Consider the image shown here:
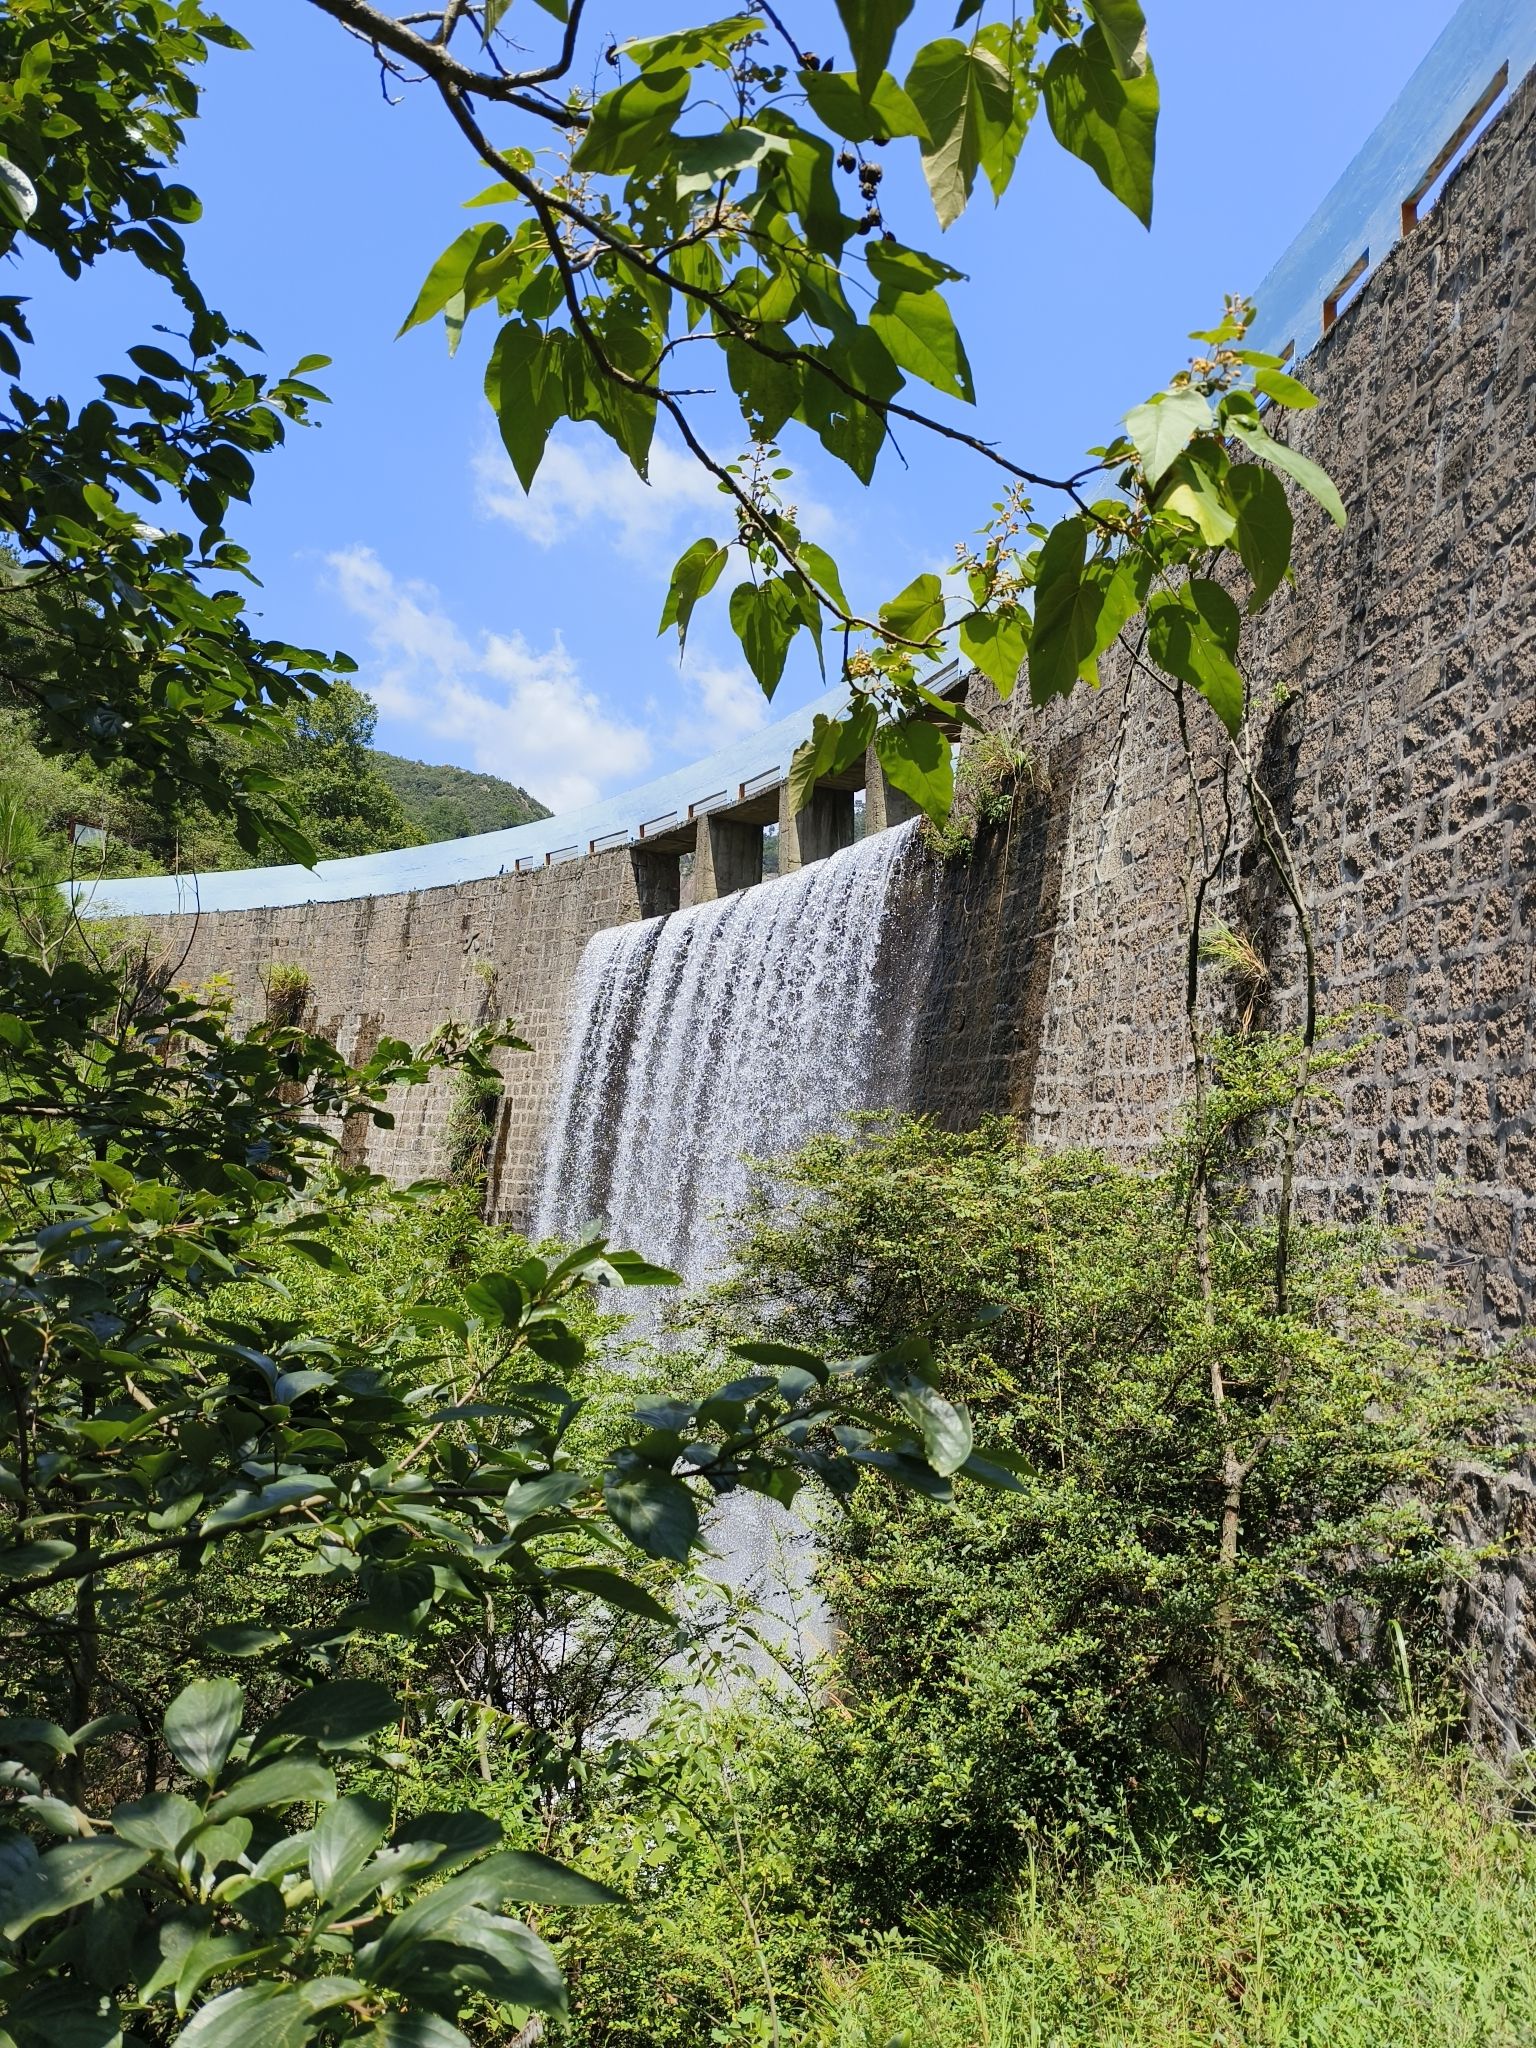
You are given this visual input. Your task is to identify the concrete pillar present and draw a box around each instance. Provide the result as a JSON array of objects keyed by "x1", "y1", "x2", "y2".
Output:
[
  {"x1": 862, "y1": 742, "x2": 920, "y2": 834},
  {"x1": 778, "y1": 782, "x2": 855, "y2": 874},
  {"x1": 631, "y1": 846, "x2": 680, "y2": 918},
  {"x1": 693, "y1": 814, "x2": 764, "y2": 901}
]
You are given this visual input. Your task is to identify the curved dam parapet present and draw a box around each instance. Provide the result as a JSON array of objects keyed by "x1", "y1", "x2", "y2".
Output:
[{"x1": 78, "y1": 679, "x2": 863, "y2": 919}]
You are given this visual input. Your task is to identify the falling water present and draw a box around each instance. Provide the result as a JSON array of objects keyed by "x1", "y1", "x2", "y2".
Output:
[
  {"x1": 534, "y1": 820, "x2": 932, "y2": 1673},
  {"x1": 535, "y1": 818, "x2": 928, "y2": 1279}
]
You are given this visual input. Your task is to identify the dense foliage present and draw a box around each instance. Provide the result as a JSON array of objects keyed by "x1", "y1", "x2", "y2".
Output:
[
  {"x1": 686, "y1": 1101, "x2": 1493, "y2": 1919},
  {"x1": 0, "y1": 654, "x2": 550, "y2": 884},
  {"x1": 811, "y1": 1748, "x2": 1536, "y2": 2047}
]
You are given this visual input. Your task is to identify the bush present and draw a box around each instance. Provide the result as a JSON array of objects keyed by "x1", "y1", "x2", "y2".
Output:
[{"x1": 686, "y1": 1102, "x2": 1493, "y2": 1917}]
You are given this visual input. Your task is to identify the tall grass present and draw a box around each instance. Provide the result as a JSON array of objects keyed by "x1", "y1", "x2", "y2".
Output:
[{"x1": 804, "y1": 1750, "x2": 1536, "y2": 2047}]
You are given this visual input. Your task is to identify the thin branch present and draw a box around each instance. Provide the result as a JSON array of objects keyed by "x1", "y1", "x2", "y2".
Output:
[{"x1": 305, "y1": 0, "x2": 587, "y2": 122}]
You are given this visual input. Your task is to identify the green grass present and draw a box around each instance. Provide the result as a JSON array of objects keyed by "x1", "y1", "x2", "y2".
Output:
[{"x1": 803, "y1": 1752, "x2": 1536, "y2": 2048}]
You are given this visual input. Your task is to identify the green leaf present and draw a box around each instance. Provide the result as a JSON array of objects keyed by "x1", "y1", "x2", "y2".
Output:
[
  {"x1": 659, "y1": 536, "x2": 729, "y2": 652},
  {"x1": 178, "y1": 1984, "x2": 315, "y2": 2048},
  {"x1": 164, "y1": 1679, "x2": 244, "y2": 1786},
  {"x1": 361, "y1": 2018, "x2": 473, "y2": 2048},
  {"x1": 397, "y1": 224, "x2": 507, "y2": 337},
  {"x1": 544, "y1": 1566, "x2": 676, "y2": 1628},
  {"x1": 796, "y1": 540, "x2": 851, "y2": 616},
  {"x1": 673, "y1": 125, "x2": 787, "y2": 196},
  {"x1": 835, "y1": 0, "x2": 916, "y2": 99},
  {"x1": 201, "y1": 1624, "x2": 286, "y2": 1658},
  {"x1": 256, "y1": 1679, "x2": 398, "y2": 1752},
  {"x1": 560, "y1": 323, "x2": 657, "y2": 479},
  {"x1": 729, "y1": 579, "x2": 796, "y2": 699},
  {"x1": 880, "y1": 570, "x2": 945, "y2": 644},
  {"x1": 1228, "y1": 417, "x2": 1346, "y2": 528},
  {"x1": 893, "y1": 1379, "x2": 974, "y2": 1476},
  {"x1": 869, "y1": 287, "x2": 973, "y2": 402},
  {"x1": 464, "y1": 1271, "x2": 525, "y2": 1327},
  {"x1": 733, "y1": 1340, "x2": 831, "y2": 1377},
  {"x1": 1254, "y1": 366, "x2": 1318, "y2": 409},
  {"x1": 572, "y1": 68, "x2": 690, "y2": 175},
  {"x1": 1162, "y1": 456, "x2": 1236, "y2": 545},
  {"x1": 0, "y1": 1539, "x2": 74, "y2": 1580},
  {"x1": 601, "y1": 1247, "x2": 684, "y2": 1286},
  {"x1": 905, "y1": 39, "x2": 1012, "y2": 229},
  {"x1": 1147, "y1": 578, "x2": 1246, "y2": 736},
  {"x1": 1027, "y1": 516, "x2": 1100, "y2": 705},
  {"x1": 603, "y1": 1467, "x2": 700, "y2": 1562},
  {"x1": 0, "y1": 1715, "x2": 72, "y2": 1758},
  {"x1": 1124, "y1": 387, "x2": 1209, "y2": 485},
  {"x1": 202, "y1": 1476, "x2": 329, "y2": 1534},
  {"x1": 799, "y1": 68, "x2": 929, "y2": 144},
  {"x1": 363, "y1": 1850, "x2": 619, "y2": 1979},
  {"x1": 973, "y1": 18, "x2": 1040, "y2": 200},
  {"x1": 310, "y1": 1794, "x2": 392, "y2": 1899},
  {"x1": 1089, "y1": 551, "x2": 1149, "y2": 671},
  {"x1": 866, "y1": 239, "x2": 963, "y2": 296},
  {"x1": 211, "y1": 1759, "x2": 336, "y2": 1817},
  {"x1": 0, "y1": 1840, "x2": 153, "y2": 1939},
  {"x1": 621, "y1": 17, "x2": 760, "y2": 72},
  {"x1": 787, "y1": 703, "x2": 874, "y2": 816},
  {"x1": 1085, "y1": 0, "x2": 1151, "y2": 77},
  {"x1": 504, "y1": 1470, "x2": 592, "y2": 1526},
  {"x1": 471, "y1": 1847, "x2": 624, "y2": 1907},
  {"x1": 959, "y1": 607, "x2": 1028, "y2": 697},
  {"x1": 113, "y1": 1790, "x2": 204, "y2": 1854},
  {"x1": 874, "y1": 717, "x2": 954, "y2": 824},
  {"x1": 485, "y1": 318, "x2": 564, "y2": 494},
  {"x1": 1228, "y1": 464, "x2": 1293, "y2": 609},
  {"x1": 1042, "y1": 25, "x2": 1157, "y2": 228}
]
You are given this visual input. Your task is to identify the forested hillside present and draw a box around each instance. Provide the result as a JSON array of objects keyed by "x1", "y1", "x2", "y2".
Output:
[{"x1": 374, "y1": 750, "x2": 549, "y2": 841}]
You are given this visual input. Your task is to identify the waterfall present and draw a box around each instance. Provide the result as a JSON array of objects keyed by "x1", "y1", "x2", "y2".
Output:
[
  {"x1": 533, "y1": 820, "x2": 931, "y2": 1674},
  {"x1": 534, "y1": 818, "x2": 927, "y2": 1281}
]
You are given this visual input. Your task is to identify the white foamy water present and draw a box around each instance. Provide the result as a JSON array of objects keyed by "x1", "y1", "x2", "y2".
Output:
[
  {"x1": 533, "y1": 821, "x2": 930, "y2": 1671},
  {"x1": 534, "y1": 819, "x2": 926, "y2": 1277}
]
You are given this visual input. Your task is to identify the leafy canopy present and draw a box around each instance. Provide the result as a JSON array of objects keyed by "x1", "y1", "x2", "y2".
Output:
[{"x1": 319, "y1": 0, "x2": 1343, "y2": 820}]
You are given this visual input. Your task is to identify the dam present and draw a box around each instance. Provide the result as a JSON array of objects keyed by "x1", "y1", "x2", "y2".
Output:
[{"x1": 88, "y1": 0, "x2": 1536, "y2": 1733}]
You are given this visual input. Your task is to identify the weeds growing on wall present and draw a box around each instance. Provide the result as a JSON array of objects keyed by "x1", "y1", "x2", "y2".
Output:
[
  {"x1": 918, "y1": 730, "x2": 1040, "y2": 863},
  {"x1": 446, "y1": 1065, "x2": 504, "y2": 1188},
  {"x1": 263, "y1": 959, "x2": 312, "y2": 1026}
]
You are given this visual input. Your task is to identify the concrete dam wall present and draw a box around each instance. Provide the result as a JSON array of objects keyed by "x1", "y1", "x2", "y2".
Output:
[{"x1": 114, "y1": 31, "x2": 1536, "y2": 1342}]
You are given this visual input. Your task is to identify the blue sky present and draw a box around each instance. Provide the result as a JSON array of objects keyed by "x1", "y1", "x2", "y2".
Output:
[{"x1": 21, "y1": 0, "x2": 1458, "y2": 813}]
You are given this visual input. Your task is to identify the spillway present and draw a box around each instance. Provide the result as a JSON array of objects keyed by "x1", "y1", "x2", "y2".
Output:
[{"x1": 534, "y1": 819, "x2": 928, "y2": 1283}]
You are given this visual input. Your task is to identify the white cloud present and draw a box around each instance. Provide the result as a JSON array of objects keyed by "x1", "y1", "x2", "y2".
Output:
[
  {"x1": 668, "y1": 654, "x2": 771, "y2": 755},
  {"x1": 474, "y1": 436, "x2": 724, "y2": 555},
  {"x1": 325, "y1": 545, "x2": 650, "y2": 813},
  {"x1": 475, "y1": 428, "x2": 838, "y2": 557}
]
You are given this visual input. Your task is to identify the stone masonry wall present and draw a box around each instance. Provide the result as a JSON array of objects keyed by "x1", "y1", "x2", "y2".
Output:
[
  {"x1": 905, "y1": 64, "x2": 1536, "y2": 1344},
  {"x1": 130, "y1": 846, "x2": 658, "y2": 1227}
]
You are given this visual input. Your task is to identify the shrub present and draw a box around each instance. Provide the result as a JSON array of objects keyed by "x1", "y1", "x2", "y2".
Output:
[
  {"x1": 918, "y1": 731, "x2": 1039, "y2": 863},
  {"x1": 687, "y1": 1102, "x2": 1494, "y2": 1917}
]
